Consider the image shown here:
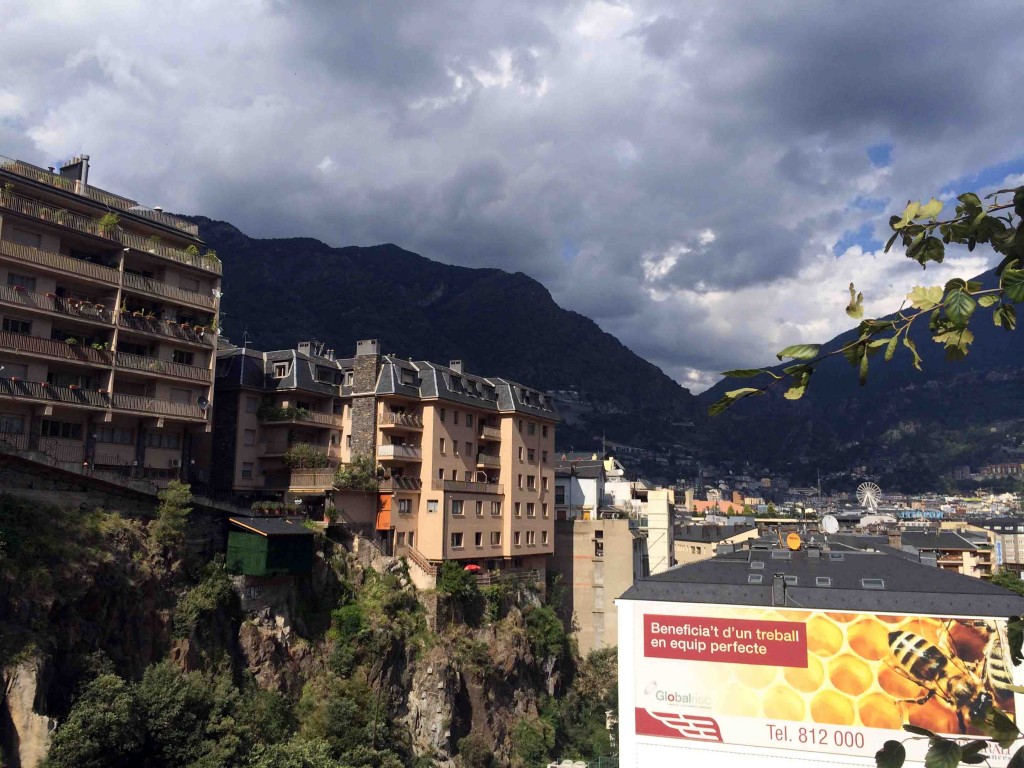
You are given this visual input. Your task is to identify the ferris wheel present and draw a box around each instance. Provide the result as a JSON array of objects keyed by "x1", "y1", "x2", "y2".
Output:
[{"x1": 856, "y1": 482, "x2": 882, "y2": 512}]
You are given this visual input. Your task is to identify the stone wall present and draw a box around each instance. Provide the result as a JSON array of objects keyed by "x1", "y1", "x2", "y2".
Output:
[{"x1": 350, "y1": 349, "x2": 380, "y2": 458}]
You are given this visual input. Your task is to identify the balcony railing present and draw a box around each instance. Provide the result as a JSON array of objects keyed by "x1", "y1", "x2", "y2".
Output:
[
  {"x1": 476, "y1": 453, "x2": 501, "y2": 468},
  {"x1": 118, "y1": 229, "x2": 221, "y2": 275},
  {"x1": 379, "y1": 412, "x2": 424, "y2": 429},
  {"x1": 0, "y1": 284, "x2": 114, "y2": 324},
  {"x1": 380, "y1": 476, "x2": 423, "y2": 491},
  {"x1": 0, "y1": 331, "x2": 112, "y2": 365},
  {"x1": 260, "y1": 408, "x2": 341, "y2": 427},
  {"x1": 0, "y1": 240, "x2": 119, "y2": 284},
  {"x1": 117, "y1": 313, "x2": 213, "y2": 346},
  {"x1": 110, "y1": 392, "x2": 205, "y2": 419},
  {"x1": 261, "y1": 440, "x2": 337, "y2": 458},
  {"x1": 115, "y1": 351, "x2": 212, "y2": 382},
  {"x1": 122, "y1": 272, "x2": 217, "y2": 310},
  {"x1": 378, "y1": 444, "x2": 423, "y2": 461},
  {"x1": 0, "y1": 378, "x2": 109, "y2": 407},
  {"x1": 288, "y1": 470, "x2": 337, "y2": 489},
  {"x1": 431, "y1": 479, "x2": 504, "y2": 495},
  {"x1": 0, "y1": 154, "x2": 199, "y2": 236},
  {"x1": 479, "y1": 425, "x2": 501, "y2": 440}
]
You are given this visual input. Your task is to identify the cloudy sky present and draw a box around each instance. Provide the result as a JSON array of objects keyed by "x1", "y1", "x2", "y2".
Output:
[{"x1": 3, "y1": 1, "x2": 1022, "y2": 392}]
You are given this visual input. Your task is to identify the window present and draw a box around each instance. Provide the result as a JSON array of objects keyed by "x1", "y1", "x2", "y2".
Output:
[
  {"x1": 450, "y1": 532, "x2": 464, "y2": 549},
  {"x1": 273, "y1": 362, "x2": 289, "y2": 378},
  {"x1": 466, "y1": 414, "x2": 473, "y2": 427},
  {"x1": 465, "y1": 441, "x2": 472, "y2": 456},
  {"x1": 527, "y1": 422, "x2": 536, "y2": 436},
  {"x1": 748, "y1": 574, "x2": 763, "y2": 584},
  {"x1": 527, "y1": 448, "x2": 535, "y2": 463},
  {"x1": 526, "y1": 475, "x2": 536, "y2": 490},
  {"x1": 860, "y1": 578, "x2": 885, "y2": 590},
  {"x1": 784, "y1": 575, "x2": 798, "y2": 586},
  {"x1": 2, "y1": 317, "x2": 31, "y2": 335},
  {"x1": 397, "y1": 532, "x2": 407, "y2": 546},
  {"x1": 526, "y1": 531, "x2": 536, "y2": 546},
  {"x1": 542, "y1": 503, "x2": 548, "y2": 518},
  {"x1": 96, "y1": 427, "x2": 134, "y2": 445},
  {"x1": 542, "y1": 476, "x2": 549, "y2": 491},
  {"x1": 7, "y1": 273, "x2": 36, "y2": 291},
  {"x1": 346, "y1": 434, "x2": 352, "y2": 448},
  {"x1": 244, "y1": 429, "x2": 256, "y2": 446},
  {"x1": 344, "y1": 371, "x2": 354, "y2": 386},
  {"x1": 542, "y1": 450, "x2": 548, "y2": 463},
  {"x1": 439, "y1": 408, "x2": 446, "y2": 422},
  {"x1": 0, "y1": 414, "x2": 24, "y2": 434},
  {"x1": 439, "y1": 437, "x2": 446, "y2": 454},
  {"x1": 475, "y1": 532, "x2": 483, "y2": 547},
  {"x1": 555, "y1": 487, "x2": 565, "y2": 504},
  {"x1": 451, "y1": 469, "x2": 457, "y2": 481},
  {"x1": 453, "y1": 411, "x2": 459, "y2": 426},
  {"x1": 453, "y1": 441, "x2": 459, "y2": 456},
  {"x1": 401, "y1": 368, "x2": 417, "y2": 386},
  {"x1": 245, "y1": 396, "x2": 258, "y2": 413},
  {"x1": 475, "y1": 500, "x2": 483, "y2": 517},
  {"x1": 10, "y1": 228, "x2": 41, "y2": 248},
  {"x1": 464, "y1": 470, "x2": 472, "y2": 481},
  {"x1": 542, "y1": 425, "x2": 548, "y2": 438},
  {"x1": 241, "y1": 462, "x2": 253, "y2": 479},
  {"x1": 750, "y1": 561, "x2": 765, "y2": 570},
  {"x1": 490, "y1": 532, "x2": 501, "y2": 546},
  {"x1": 491, "y1": 501, "x2": 501, "y2": 516},
  {"x1": 178, "y1": 275, "x2": 200, "y2": 291},
  {"x1": 409, "y1": 532, "x2": 415, "y2": 547},
  {"x1": 515, "y1": 502, "x2": 522, "y2": 517},
  {"x1": 517, "y1": 419, "x2": 523, "y2": 431},
  {"x1": 451, "y1": 499, "x2": 464, "y2": 516},
  {"x1": 438, "y1": 468, "x2": 444, "y2": 480},
  {"x1": 815, "y1": 576, "x2": 832, "y2": 587},
  {"x1": 427, "y1": 500, "x2": 439, "y2": 513},
  {"x1": 172, "y1": 349, "x2": 194, "y2": 365},
  {"x1": 398, "y1": 499, "x2": 412, "y2": 514},
  {"x1": 514, "y1": 532, "x2": 521, "y2": 546},
  {"x1": 542, "y1": 531, "x2": 549, "y2": 545},
  {"x1": 0, "y1": 362, "x2": 28, "y2": 379},
  {"x1": 518, "y1": 447, "x2": 524, "y2": 462},
  {"x1": 169, "y1": 388, "x2": 191, "y2": 405},
  {"x1": 527, "y1": 503, "x2": 536, "y2": 518},
  {"x1": 40, "y1": 419, "x2": 82, "y2": 440},
  {"x1": 518, "y1": 474, "x2": 523, "y2": 489},
  {"x1": 145, "y1": 432, "x2": 181, "y2": 449}
]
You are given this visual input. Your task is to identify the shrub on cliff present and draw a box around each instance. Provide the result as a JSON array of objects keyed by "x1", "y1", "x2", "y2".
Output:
[
  {"x1": 41, "y1": 674, "x2": 143, "y2": 768},
  {"x1": 151, "y1": 480, "x2": 192, "y2": 556}
]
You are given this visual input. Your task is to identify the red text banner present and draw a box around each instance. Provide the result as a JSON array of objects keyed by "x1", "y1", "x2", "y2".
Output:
[{"x1": 643, "y1": 614, "x2": 807, "y2": 667}]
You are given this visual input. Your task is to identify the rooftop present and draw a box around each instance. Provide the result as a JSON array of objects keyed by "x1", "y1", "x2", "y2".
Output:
[
  {"x1": 228, "y1": 517, "x2": 314, "y2": 537},
  {"x1": 619, "y1": 547, "x2": 1024, "y2": 616}
]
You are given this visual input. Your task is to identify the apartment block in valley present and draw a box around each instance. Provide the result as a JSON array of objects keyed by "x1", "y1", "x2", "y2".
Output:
[
  {"x1": 0, "y1": 154, "x2": 220, "y2": 482},
  {"x1": 211, "y1": 339, "x2": 558, "y2": 587}
]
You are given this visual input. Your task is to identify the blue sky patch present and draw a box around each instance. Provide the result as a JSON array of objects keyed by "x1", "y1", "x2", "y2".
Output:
[
  {"x1": 941, "y1": 156, "x2": 1024, "y2": 197},
  {"x1": 867, "y1": 142, "x2": 892, "y2": 168},
  {"x1": 835, "y1": 223, "x2": 875, "y2": 255}
]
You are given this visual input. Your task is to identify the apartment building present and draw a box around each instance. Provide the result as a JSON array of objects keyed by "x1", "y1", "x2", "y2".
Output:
[
  {"x1": 0, "y1": 154, "x2": 220, "y2": 482},
  {"x1": 212, "y1": 339, "x2": 558, "y2": 586}
]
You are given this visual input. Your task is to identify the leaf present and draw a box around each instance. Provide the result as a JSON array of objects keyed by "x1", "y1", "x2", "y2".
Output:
[
  {"x1": 783, "y1": 382, "x2": 808, "y2": 400},
  {"x1": 1003, "y1": 268, "x2": 1024, "y2": 303},
  {"x1": 707, "y1": 387, "x2": 763, "y2": 416},
  {"x1": 884, "y1": 334, "x2": 899, "y2": 362},
  {"x1": 721, "y1": 369, "x2": 770, "y2": 378},
  {"x1": 884, "y1": 231, "x2": 900, "y2": 253},
  {"x1": 944, "y1": 289, "x2": 977, "y2": 327},
  {"x1": 996, "y1": 304, "x2": 1017, "y2": 331},
  {"x1": 1009, "y1": 617, "x2": 1024, "y2": 666},
  {"x1": 978, "y1": 294, "x2": 999, "y2": 307},
  {"x1": 783, "y1": 368, "x2": 812, "y2": 400},
  {"x1": 907, "y1": 285, "x2": 944, "y2": 310},
  {"x1": 903, "y1": 335, "x2": 923, "y2": 370},
  {"x1": 960, "y1": 738, "x2": 990, "y2": 764},
  {"x1": 918, "y1": 197, "x2": 943, "y2": 219},
  {"x1": 978, "y1": 706, "x2": 1018, "y2": 748},
  {"x1": 859, "y1": 351, "x2": 869, "y2": 385},
  {"x1": 904, "y1": 724, "x2": 937, "y2": 738},
  {"x1": 895, "y1": 200, "x2": 921, "y2": 229},
  {"x1": 1016, "y1": 188, "x2": 1024, "y2": 219},
  {"x1": 776, "y1": 344, "x2": 820, "y2": 361},
  {"x1": 923, "y1": 737, "x2": 961, "y2": 768},
  {"x1": 957, "y1": 192, "x2": 982, "y2": 210},
  {"x1": 1008, "y1": 743, "x2": 1024, "y2": 768},
  {"x1": 846, "y1": 283, "x2": 864, "y2": 319},
  {"x1": 910, "y1": 236, "x2": 945, "y2": 266},
  {"x1": 934, "y1": 327, "x2": 974, "y2": 361},
  {"x1": 960, "y1": 752, "x2": 987, "y2": 765},
  {"x1": 875, "y1": 740, "x2": 906, "y2": 768}
]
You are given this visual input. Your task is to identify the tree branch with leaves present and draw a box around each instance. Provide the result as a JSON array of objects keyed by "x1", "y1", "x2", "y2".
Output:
[{"x1": 709, "y1": 185, "x2": 1024, "y2": 416}]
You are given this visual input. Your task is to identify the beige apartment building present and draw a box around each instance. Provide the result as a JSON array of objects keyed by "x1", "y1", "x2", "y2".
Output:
[
  {"x1": 212, "y1": 339, "x2": 558, "y2": 586},
  {"x1": 0, "y1": 153, "x2": 220, "y2": 482}
]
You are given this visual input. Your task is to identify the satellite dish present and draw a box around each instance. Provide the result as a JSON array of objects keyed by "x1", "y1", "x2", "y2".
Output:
[
  {"x1": 197, "y1": 396, "x2": 210, "y2": 411},
  {"x1": 786, "y1": 532, "x2": 802, "y2": 551},
  {"x1": 856, "y1": 482, "x2": 882, "y2": 512},
  {"x1": 820, "y1": 515, "x2": 839, "y2": 535}
]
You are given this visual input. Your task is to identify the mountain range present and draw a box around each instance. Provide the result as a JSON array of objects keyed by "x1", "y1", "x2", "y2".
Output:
[{"x1": 198, "y1": 217, "x2": 1024, "y2": 491}]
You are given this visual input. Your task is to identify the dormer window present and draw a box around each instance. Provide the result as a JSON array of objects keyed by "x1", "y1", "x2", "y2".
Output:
[{"x1": 273, "y1": 362, "x2": 290, "y2": 379}]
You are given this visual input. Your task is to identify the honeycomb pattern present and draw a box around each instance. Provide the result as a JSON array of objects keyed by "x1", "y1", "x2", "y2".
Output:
[{"x1": 712, "y1": 610, "x2": 1014, "y2": 735}]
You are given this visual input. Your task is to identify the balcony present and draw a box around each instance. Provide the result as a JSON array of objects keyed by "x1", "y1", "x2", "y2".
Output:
[
  {"x1": 0, "y1": 189, "x2": 220, "y2": 275},
  {"x1": 258, "y1": 406, "x2": 341, "y2": 428},
  {"x1": 0, "y1": 331, "x2": 112, "y2": 366},
  {"x1": 479, "y1": 425, "x2": 501, "y2": 441},
  {"x1": 115, "y1": 351, "x2": 212, "y2": 383},
  {"x1": 0, "y1": 240, "x2": 120, "y2": 285},
  {"x1": 380, "y1": 476, "x2": 423, "y2": 492},
  {"x1": 122, "y1": 272, "x2": 217, "y2": 311},
  {"x1": 476, "y1": 453, "x2": 501, "y2": 468},
  {"x1": 260, "y1": 440, "x2": 338, "y2": 459},
  {"x1": 0, "y1": 379, "x2": 205, "y2": 420},
  {"x1": 379, "y1": 412, "x2": 424, "y2": 430},
  {"x1": 287, "y1": 469, "x2": 337, "y2": 491},
  {"x1": 378, "y1": 444, "x2": 423, "y2": 461},
  {"x1": 0, "y1": 284, "x2": 114, "y2": 325},
  {"x1": 0, "y1": 154, "x2": 199, "y2": 236},
  {"x1": 431, "y1": 479, "x2": 504, "y2": 495},
  {"x1": 117, "y1": 313, "x2": 214, "y2": 347}
]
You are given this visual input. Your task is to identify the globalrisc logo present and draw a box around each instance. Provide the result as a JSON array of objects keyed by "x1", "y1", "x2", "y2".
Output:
[{"x1": 642, "y1": 680, "x2": 712, "y2": 709}]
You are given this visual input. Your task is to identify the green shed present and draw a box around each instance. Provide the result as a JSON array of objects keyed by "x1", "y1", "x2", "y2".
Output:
[{"x1": 226, "y1": 517, "x2": 315, "y2": 576}]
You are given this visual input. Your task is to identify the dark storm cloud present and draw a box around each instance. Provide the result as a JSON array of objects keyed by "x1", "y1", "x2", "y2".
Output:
[{"x1": 3, "y1": 0, "x2": 1023, "y2": 390}]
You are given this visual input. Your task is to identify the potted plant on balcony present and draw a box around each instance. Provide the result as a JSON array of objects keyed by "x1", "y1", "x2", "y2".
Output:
[
  {"x1": 98, "y1": 213, "x2": 120, "y2": 237},
  {"x1": 185, "y1": 245, "x2": 200, "y2": 257},
  {"x1": 147, "y1": 235, "x2": 161, "y2": 253},
  {"x1": 65, "y1": 337, "x2": 79, "y2": 346}
]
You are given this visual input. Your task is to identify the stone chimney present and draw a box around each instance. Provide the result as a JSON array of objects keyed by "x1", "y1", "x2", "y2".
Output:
[
  {"x1": 350, "y1": 339, "x2": 382, "y2": 458},
  {"x1": 449, "y1": 360, "x2": 463, "y2": 374},
  {"x1": 887, "y1": 529, "x2": 902, "y2": 549}
]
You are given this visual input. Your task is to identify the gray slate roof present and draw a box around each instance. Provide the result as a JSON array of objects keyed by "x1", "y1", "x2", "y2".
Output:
[
  {"x1": 619, "y1": 548, "x2": 1024, "y2": 616},
  {"x1": 228, "y1": 517, "x2": 314, "y2": 537}
]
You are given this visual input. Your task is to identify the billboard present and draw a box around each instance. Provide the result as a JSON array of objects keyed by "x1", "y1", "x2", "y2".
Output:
[{"x1": 631, "y1": 601, "x2": 1019, "y2": 764}]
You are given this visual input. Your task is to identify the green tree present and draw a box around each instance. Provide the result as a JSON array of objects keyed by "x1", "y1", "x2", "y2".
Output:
[
  {"x1": 151, "y1": 480, "x2": 192, "y2": 555},
  {"x1": 246, "y1": 738, "x2": 342, "y2": 768},
  {"x1": 42, "y1": 675, "x2": 143, "y2": 768},
  {"x1": 710, "y1": 184, "x2": 1024, "y2": 413},
  {"x1": 990, "y1": 570, "x2": 1024, "y2": 596},
  {"x1": 333, "y1": 453, "x2": 381, "y2": 490}
]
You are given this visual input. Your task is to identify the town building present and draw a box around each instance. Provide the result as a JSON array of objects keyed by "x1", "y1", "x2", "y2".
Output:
[
  {"x1": 617, "y1": 543, "x2": 1024, "y2": 767},
  {"x1": 212, "y1": 338, "x2": 557, "y2": 587},
  {"x1": 0, "y1": 153, "x2": 220, "y2": 483},
  {"x1": 979, "y1": 517, "x2": 1024, "y2": 574},
  {"x1": 673, "y1": 524, "x2": 759, "y2": 566}
]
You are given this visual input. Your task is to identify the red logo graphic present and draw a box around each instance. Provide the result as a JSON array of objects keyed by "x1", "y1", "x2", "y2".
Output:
[{"x1": 635, "y1": 708, "x2": 723, "y2": 742}]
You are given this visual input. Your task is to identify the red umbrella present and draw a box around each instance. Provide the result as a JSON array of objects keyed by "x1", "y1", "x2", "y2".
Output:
[{"x1": 463, "y1": 563, "x2": 482, "y2": 572}]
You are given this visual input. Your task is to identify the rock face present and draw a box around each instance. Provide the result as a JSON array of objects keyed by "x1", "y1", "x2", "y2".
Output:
[
  {"x1": 1, "y1": 657, "x2": 55, "y2": 768},
  {"x1": 404, "y1": 647, "x2": 459, "y2": 757}
]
